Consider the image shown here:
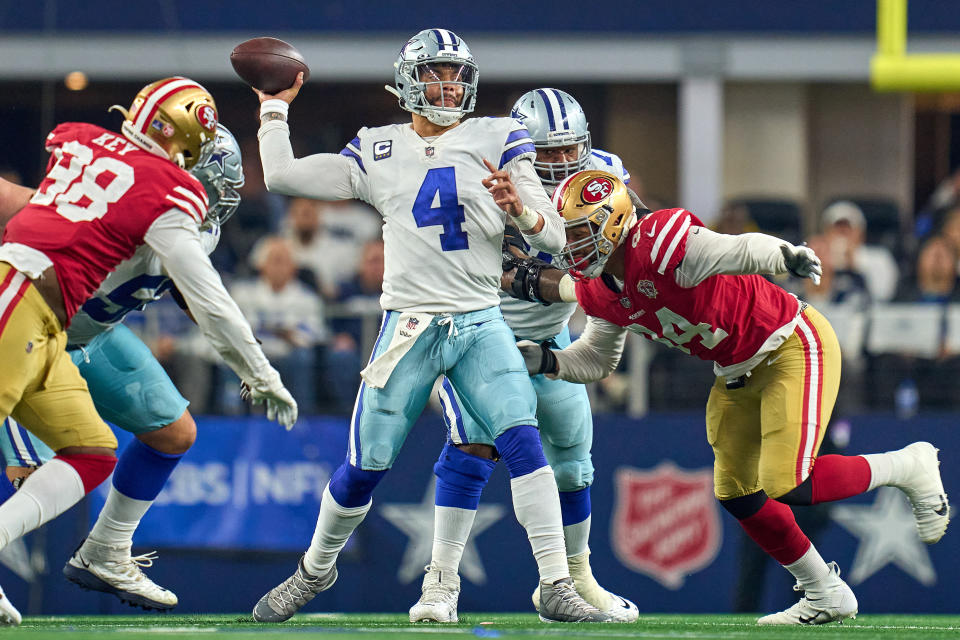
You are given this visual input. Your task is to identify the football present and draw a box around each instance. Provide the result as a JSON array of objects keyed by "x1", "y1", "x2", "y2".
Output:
[{"x1": 230, "y1": 37, "x2": 310, "y2": 94}]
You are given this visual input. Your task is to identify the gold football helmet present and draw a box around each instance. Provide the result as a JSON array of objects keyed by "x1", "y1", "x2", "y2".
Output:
[
  {"x1": 552, "y1": 170, "x2": 635, "y2": 278},
  {"x1": 111, "y1": 77, "x2": 218, "y2": 170}
]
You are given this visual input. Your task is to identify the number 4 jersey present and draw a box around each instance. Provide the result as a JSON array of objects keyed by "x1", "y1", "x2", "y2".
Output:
[
  {"x1": 575, "y1": 208, "x2": 801, "y2": 378},
  {"x1": 2, "y1": 122, "x2": 209, "y2": 325}
]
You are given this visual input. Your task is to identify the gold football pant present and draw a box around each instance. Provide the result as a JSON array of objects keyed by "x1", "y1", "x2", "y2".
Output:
[
  {"x1": 706, "y1": 305, "x2": 840, "y2": 500},
  {"x1": 0, "y1": 262, "x2": 116, "y2": 452}
]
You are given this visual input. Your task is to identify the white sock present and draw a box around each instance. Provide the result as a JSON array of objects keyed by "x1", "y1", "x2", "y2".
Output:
[
  {"x1": 510, "y1": 466, "x2": 568, "y2": 583},
  {"x1": 862, "y1": 450, "x2": 911, "y2": 491},
  {"x1": 0, "y1": 459, "x2": 84, "y2": 550},
  {"x1": 432, "y1": 506, "x2": 476, "y2": 573},
  {"x1": 303, "y1": 484, "x2": 371, "y2": 576},
  {"x1": 563, "y1": 515, "x2": 591, "y2": 558},
  {"x1": 87, "y1": 486, "x2": 153, "y2": 547},
  {"x1": 783, "y1": 544, "x2": 831, "y2": 592}
]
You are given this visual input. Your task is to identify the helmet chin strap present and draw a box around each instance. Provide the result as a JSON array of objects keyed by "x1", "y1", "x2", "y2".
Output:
[{"x1": 424, "y1": 109, "x2": 462, "y2": 127}]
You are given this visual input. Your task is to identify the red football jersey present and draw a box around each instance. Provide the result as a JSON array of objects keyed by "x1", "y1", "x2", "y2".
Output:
[
  {"x1": 3, "y1": 122, "x2": 208, "y2": 324},
  {"x1": 576, "y1": 208, "x2": 800, "y2": 368}
]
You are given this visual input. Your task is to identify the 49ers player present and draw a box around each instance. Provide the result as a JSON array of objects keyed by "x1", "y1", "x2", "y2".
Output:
[
  {"x1": 0, "y1": 77, "x2": 297, "y2": 625},
  {"x1": 503, "y1": 170, "x2": 949, "y2": 625}
]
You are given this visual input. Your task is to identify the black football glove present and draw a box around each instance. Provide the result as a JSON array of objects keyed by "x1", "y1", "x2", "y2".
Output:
[{"x1": 516, "y1": 340, "x2": 559, "y2": 376}]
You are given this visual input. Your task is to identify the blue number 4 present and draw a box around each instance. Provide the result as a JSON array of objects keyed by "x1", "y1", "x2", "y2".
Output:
[{"x1": 412, "y1": 167, "x2": 468, "y2": 251}]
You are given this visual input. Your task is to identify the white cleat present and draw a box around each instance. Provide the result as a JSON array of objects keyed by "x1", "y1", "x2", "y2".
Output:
[
  {"x1": 252, "y1": 556, "x2": 337, "y2": 623},
  {"x1": 895, "y1": 442, "x2": 950, "y2": 544},
  {"x1": 63, "y1": 538, "x2": 178, "y2": 611},
  {"x1": 537, "y1": 577, "x2": 611, "y2": 623},
  {"x1": 532, "y1": 551, "x2": 638, "y2": 623},
  {"x1": 0, "y1": 585, "x2": 21, "y2": 626},
  {"x1": 409, "y1": 564, "x2": 460, "y2": 623},
  {"x1": 757, "y1": 562, "x2": 857, "y2": 625}
]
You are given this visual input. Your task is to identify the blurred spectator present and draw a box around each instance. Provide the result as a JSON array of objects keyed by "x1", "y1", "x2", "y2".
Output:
[
  {"x1": 211, "y1": 138, "x2": 286, "y2": 276},
  {"x1": 711, "y1": 201, "x2": 759, "y2": 236},
  {"x1": 912, "y1": 235, "x2": 960, "y2": 303},
  {"x1": 801, "y1": 234, "x2": 871, "y2": 308},
  {"x1": 939, "y1": 206, "x2": 960, "y2": 273},
  {"x1": 275, "y1": 197, "x2": 381, "y2": 300},
  {"x1": 229, "y1": 237, "x2": 326, "y2": 414},
  {"x1": 820, "y1": 200, "x2": 899, "y2": 302}
]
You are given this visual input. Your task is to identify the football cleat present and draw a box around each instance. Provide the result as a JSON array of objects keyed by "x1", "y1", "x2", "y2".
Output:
[
  {"x1": 0, "y1": 585, "x2": 21, "y2": 626},
  {"x1": 409, "y1": 564, "x2": 460, "y2": 623},
  {"x1": 252, "y1": 556, "x2": 337, "y2": 623},
  {"x1": 63, "y1": 538, "x2": 177, "y2": 611},
  {"x1": 532, "y1": 551, "x2": 638, "y2": 622},
  {"x1": 757, "y1": 562, "x2": 857, "y2": 625},
  {"x1": 894, "y1": 442, "x2": 950, "y2": 544},
  {"x1": 538, "y1": 577, "x2": 612, "y2": 623}
]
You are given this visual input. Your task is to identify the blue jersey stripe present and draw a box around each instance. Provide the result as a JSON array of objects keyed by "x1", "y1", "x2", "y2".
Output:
[
  {"x1": 20, "y1": 426, "x2": 41, "y2": 465},
  {"x1": 499, "y1": 142, "x2": 535, "y2": 168},
  {"x1": 4, "y1": 421, "x2": 28, "y2": 466},
  {"x1": 552, "y1": 89, "x2": 569, "y2": 129},
  {"x1": 441, "y1": 378, "x2": 467, "y2": 443},
  {"x1": 505, "y1": 128, "x2": 530, "y2": 145},
  {"x1": 340, "y1": 148, "x2": 366, "y2": 174},
  {"x1": 591, "y1": 150, "x2": 614, "y2": 166},
  {"x1": 351, "y1": 311, "x2": 394, "y2": 467},
  {"x1": 536, "y1": 89, "x2": 557, "y2": 131}
]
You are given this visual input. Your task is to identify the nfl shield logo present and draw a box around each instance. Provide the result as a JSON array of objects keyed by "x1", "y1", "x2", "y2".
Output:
[
  {"x1": 406, "y1": 317, "x2": 420, "y2": 330},
  {"x1": 425, "y1": 146, "x2": 435, "y2": 157},
  {"x1": 611, "y1": 462, "x2": 721, "y2": 589},
  {"x1": 636, "y1": 280, "x2": 658, "y2": 299}
]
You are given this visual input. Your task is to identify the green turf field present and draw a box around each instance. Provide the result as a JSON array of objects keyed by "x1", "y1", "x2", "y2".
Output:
[{"x1": 6, "y1": 613, "x2": 960, "y2": 640}]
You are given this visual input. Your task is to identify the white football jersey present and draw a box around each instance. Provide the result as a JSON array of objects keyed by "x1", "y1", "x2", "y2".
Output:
[
  {"x1": 500, "y1": 149, "x2": 630, "y2": 340},
  {"x1": 340, "y1": 117, "x2": 535, "y2": 313},
  {"x1": 67, "y1": 225, "x2": 220, "y2": 345}
]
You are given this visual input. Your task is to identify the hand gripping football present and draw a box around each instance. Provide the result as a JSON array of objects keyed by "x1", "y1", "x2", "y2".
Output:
[{"x1": 230, "y1": 37, "x2": 310, "y2": 94}]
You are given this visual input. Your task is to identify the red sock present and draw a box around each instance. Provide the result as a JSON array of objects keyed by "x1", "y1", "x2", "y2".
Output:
[
  {"x1": 738, "y1": 497, "x2": 811, "y2": 565},
  {"x1": 808, "y1": 454, "x2": 871, "y2": 504},
  {"x1": 54, "y1": 454, "x2": 116, "y2": 493}
]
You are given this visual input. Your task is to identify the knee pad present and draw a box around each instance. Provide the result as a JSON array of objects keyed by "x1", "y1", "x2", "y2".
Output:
[
  {"x1": 775, "y1": 477, "x2": 814, "y2": 506},
  {"x1": 434, "y1": 443, "x2": 496, "y2": 509},
  {"x1": 494, "y1": 425, "x2": 547, "y2": 479},
  {"x1": 55, "y1": 453, "x2": 117, "y2": 494},
  {"x1": 328, "y1": 462, "x2": 387, "y2": 508},
  {"x1": 551, "y1": 459, "x2": 594, "y2": 492}
]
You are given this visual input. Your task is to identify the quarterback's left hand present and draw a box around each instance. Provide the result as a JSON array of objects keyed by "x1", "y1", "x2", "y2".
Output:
[
  {"x1": 482, "y1": 158, "x2": 523, "y2": 217},
  {"x1": 780, "y1": 243, "x2": 822, "y2": 286}
]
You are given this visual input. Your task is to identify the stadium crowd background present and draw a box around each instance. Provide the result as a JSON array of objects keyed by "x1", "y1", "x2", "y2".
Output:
[{"x1": 0, "y1": 0, "x2": 958, "y2": 617}]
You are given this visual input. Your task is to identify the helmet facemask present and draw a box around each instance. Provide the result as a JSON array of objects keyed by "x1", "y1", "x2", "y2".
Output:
[
  {"x1": 386, "y1": 29, "x2": 479, "y2": 127},
  {"x1": 191, "y1": 124, "x2": 245, "y2": 227},
  {"x1": 533, "y1": 133, "x2": 592, "y2": 187}
]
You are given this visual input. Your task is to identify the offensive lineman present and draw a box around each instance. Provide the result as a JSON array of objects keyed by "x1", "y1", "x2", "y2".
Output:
[
  {"x1": 251, "y1": 29, "x2": 609, "y2": 623},
  {"x1": 0, "y1": 125, "x2": 245, "y2": 611},
  {"x1": 0, "y1": 78, "x2": 297, "y2": 625},
  {"x1": 505, "y1": 170, "x2": 950, "y2": 625},
  {"x1": 422, "y1": 89, "x2": 637, "y2": 622}
]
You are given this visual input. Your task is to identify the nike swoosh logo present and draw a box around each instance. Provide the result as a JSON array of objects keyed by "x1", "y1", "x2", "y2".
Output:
[
  {"x1": 78, "y1": 554, "x2": 90, "y2": 568},
  {"x1": 935, "y1": 496, "x2": 949, "y2": 517},
  {"x1": 645, "y1": 223, "x2": 657, "y2": 237}
]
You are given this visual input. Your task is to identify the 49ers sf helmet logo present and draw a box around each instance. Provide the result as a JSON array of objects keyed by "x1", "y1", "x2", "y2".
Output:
[
  {"x1": 581, "y1": 176, "x2": 613, "y2": 204},
  {"x1": 196, "y1": 104, "x2": 218, "y2": 131}
]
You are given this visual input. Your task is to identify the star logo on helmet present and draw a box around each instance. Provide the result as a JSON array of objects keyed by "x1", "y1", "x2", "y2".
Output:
[{"x1": 204, "y1": 146, "x2": 233, "y2": 172}]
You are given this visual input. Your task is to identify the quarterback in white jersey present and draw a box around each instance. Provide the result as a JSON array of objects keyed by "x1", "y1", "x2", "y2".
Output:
[
  {"x1": 435, "y1": 89, "x2": 638, "y2": 622},
  {"x1": 0, "y1": 125, "x2": 293, "y2": 613},
  {"x1": 252, "y1": 29, "x2": 609, "y2": 624}
]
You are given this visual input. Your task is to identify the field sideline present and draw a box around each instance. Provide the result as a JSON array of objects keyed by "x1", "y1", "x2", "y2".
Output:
[{"x1": 6, "y1": 613, "x2": 960, "y2": 640}]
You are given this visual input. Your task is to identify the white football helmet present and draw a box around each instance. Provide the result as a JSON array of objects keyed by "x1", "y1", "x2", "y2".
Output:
[
  {"x1": 511, "y1": 88, "x2": 591, "y2": 187},
  {"x1": 385, "y1": 28, "x2": 478, "y2": 127},
  {"x1": 191, "y1": 124, "x2": 244, "y2": 226}
]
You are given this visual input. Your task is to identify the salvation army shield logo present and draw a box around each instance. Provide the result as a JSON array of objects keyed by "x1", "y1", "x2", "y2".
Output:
[{"x1": 611, "y1": 462, "x2": 721, "y2": 589}]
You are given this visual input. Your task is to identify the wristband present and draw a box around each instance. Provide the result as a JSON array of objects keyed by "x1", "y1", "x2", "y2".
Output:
[
  {"x1": 259, "y1": 99, "x2": 289, "y2": 121},
  {"x1": 512, "y1": 205, "x2": 540, "y2": 231}
]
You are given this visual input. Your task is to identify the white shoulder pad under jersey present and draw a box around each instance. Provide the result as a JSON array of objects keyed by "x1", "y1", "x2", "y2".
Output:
[
  {"x1": 67, "y1": 225, "x2": 221, "y2": 345},
  {"x1": 498, "y1": 147, "x2": 628, "y2": 340},
  {"x1": 339, "y1": 117, "x2": 535, "y2": 313},
  {"x1": 588, "y1": 148, "x2": 630, "y2": 184}
]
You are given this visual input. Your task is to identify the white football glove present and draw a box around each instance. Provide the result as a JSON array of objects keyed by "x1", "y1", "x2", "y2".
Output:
[
  {"x1": 241, "y1": 379, "x2": 299, "y2": 430},
  {"x1": 780, "y1": 243, "x2": 822, "y2": 286}
]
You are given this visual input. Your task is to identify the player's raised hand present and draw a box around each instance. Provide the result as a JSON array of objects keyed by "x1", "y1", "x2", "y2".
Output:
[
  {"x1": 254, "y1": 72, "x2": 305, "y2": 105},
  {"x1": 780, "y1": 243, "x2": 822, "y2": 286},
  {"x1": 482, "y1": 158, "x2": 523, "y2": 217}
]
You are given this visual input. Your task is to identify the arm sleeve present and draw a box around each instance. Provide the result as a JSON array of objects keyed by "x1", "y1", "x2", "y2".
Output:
[
  {"x1": 552, "y1": 315, "x2": 628, "y2": 383},
  {"x1": 508, "y1": 157, "x2": 566, "y2": 254},
  {"x1": 258, "y1": 119, "x2": 357, "y2": 200},
  {"x1": 675, "y1": 226, "x2": 788, "y2": 288},
  {"x1": 144, "y1": 211, "x2": 281, "y2": 389}
]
